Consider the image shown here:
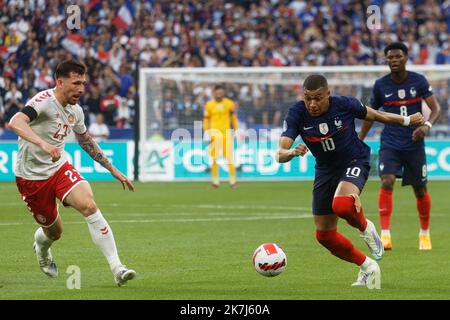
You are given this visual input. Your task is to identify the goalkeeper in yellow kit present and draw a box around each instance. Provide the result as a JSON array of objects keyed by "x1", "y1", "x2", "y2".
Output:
[{"x1": 203, "y1": 85, "x2": 238, "y2": 188}]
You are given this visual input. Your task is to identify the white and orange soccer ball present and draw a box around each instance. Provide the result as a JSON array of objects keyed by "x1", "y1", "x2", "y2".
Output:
[{"x1": 252, "y1": 243, "x2": 287, "y2": 277}]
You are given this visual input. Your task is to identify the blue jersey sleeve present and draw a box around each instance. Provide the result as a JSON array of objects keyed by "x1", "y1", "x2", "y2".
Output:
[
  {"x1": 370, "y1": 81, "x2": 382, "y2": 110},
  {"x1": 418, "y1": 75, "x2": 433, "y2": 99},
  {"x1": 345, "y1": 96, "x2": 367, "y2": 120},
  {"x1": 281, "y1": 106, "x2": 301, "y2": 140}
]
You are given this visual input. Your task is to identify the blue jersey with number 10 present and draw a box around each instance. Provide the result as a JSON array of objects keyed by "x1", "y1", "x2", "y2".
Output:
[{"x1": 281, "y1": 96, "x2": 371, "y2": 170}]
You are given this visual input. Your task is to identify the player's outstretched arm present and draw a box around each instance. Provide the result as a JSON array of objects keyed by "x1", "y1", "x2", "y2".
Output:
[
  {"x1": 364, "y1": 107, "x2": 424, "y2": 127},
  {"x1": 276, "y1": 136, "x2": 308, "y2": 163},
  {"x1": 9, "y1": 112, "x2": 61, "y2": 162},
  {"x1": 76, "y1": 131, "x2": 134, "y2": 191},
  {"x1": 358, "y1": 119, "x2": 374, "y2": 141}
]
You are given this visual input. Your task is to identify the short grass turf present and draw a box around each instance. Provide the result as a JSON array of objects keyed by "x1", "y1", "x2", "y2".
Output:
[{"x1": 0, "y1": 180, "x2": 449, "y2": 300}]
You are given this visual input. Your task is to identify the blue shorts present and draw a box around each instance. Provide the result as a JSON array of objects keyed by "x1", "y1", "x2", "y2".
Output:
[
  {"x1": 378, "y1": 148, "x2": 427, "y2": 186},
  {"x1": 312, "y1": 160, "x2": 370, "y2": 216}
]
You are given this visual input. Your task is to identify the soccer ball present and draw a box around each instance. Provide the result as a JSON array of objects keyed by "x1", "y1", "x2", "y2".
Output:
[{"x1": 252, "y1": 243, "x2": 287, "y2": 277}]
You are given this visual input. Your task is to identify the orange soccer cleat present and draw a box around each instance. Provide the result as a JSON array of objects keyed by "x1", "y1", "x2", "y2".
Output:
[
  {"x1": 381, "y1": 233, "x2": 393, "y2": 250},
  {"x1": 419, "y1": 234, "x2": 432, "y2": 250}
]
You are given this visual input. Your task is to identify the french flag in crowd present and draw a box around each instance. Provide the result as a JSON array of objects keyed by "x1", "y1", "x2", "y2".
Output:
[
  {"x1": 113, "y1": 0, "x2": 135, "y2": 30},
  {"x1": 61, "y1": 34, "x2": 84, "y2": 56}
]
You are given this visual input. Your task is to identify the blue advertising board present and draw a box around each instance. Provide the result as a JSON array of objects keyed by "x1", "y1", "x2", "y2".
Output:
[
  {"x1": 0, "y1": 142, "x2": 131, "y2": 181},
  {"x1": 172, "y1": 140, "x2": 450, "y2": 180}
]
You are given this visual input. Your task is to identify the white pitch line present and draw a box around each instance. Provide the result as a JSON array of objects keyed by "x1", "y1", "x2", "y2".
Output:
[
  {"x1": 0, "y1": 214, "x2": 312, "y2": 226},
  {"x1": 1, "y1": 202, "x2": 311, "y2": 211},
  {"x1": 108, "y1": 203, "x2": 310, "y2": 211}
]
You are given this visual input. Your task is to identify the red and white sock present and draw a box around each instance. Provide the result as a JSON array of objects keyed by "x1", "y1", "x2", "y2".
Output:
[
  {"x1": 85, "y1": 210, "x2": 123, "y2": 273},
  {"x1": 34, "y1": 227, "x2": 54, "y2": 257}
]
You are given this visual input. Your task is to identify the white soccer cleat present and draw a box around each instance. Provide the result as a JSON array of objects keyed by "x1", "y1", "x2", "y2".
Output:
[
  {"x1": 359, "y1": 219, "x2": 384, "y2": 260},
  {"x1": 114, "y1": 266, "x2": 136, "y2": 287},
  {"x1": 352, "y1": 258, "x2": 381, "y2": 289},
  {"x1": 33, "y1": 242, "x2": 58, "y2": 278}
]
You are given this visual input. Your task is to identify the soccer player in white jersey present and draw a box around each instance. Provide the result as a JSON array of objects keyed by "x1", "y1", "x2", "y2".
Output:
[{"x1": 9, "y1": 60, "x2": 136, "y2": 286}]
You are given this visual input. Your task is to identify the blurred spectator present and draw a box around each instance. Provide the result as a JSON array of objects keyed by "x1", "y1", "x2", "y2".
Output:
[
  {"x1": 159, "y1": 87, "x2": 178, "y2": 130},
  {"x1": 85, "y1": 84, "x2": 102, "y2": 124},
  {"x1": 114, "y1": 93, "x2": 131, "y2": 128},
  {"x1": 99, "y1": 86, "x2": 120, "y2": 126},
  {"x1": 0, "y1": 0, "x2": 448, "y2": 133},
  {"x1": 177, "y1": 93, "x2": 201, "y2": 129},
  {"x1": 247, "y1": 97, "x2": 265, "y2": 127},
  {"x1": 88, "y1": 113, "x2": 110, "y2": 142},
  {"x1": 2, "y1": 82, "x2": 23, "y2": 123},
  {"x1": 263, "y1": 87, "x2": 282, "y2": 127}
]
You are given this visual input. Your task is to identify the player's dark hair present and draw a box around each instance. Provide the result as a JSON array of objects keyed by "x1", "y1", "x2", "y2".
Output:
[
  {"x1": 303, "y1": 74, "x2": 328, "y2": 90},
  {"x1": 213, "y1": 84, "x2": 224, "y2": 91},
  {"x1": 384, "y1": 42, "x2": 408, "y2": 56},
  {"x1": 55, "y1": 60, "x2": 87, "y2": 78}
]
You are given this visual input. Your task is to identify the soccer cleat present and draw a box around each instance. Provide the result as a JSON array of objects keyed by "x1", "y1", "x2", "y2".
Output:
[
  {"x1": 230, "y1": 183, "x2": 238, "y2": 189},
  {"x1": 359, "y1": 219, "x2": 384, "y2": 260},
  {"x1": 381, "y1": 233, "x2": 393, "y2": 250},
  {"x1": 211, "y1": 183, "x2": 219, "y2": 189},
  {"x1": 33, "y1": 242, "x2": 58, "y2": 278},
  {"x1": 419, "y1": 234, "x2": 432, "y2": 250},
  {"x1": 114, "y1": 266, "x2": 136, "y2": 287},
  {"x1": 352, "y1": 258, "x2": 381, "y2": 289}
]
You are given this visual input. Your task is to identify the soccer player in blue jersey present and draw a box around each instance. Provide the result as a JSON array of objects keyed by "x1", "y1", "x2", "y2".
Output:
[
  {"x1": 359, "y1": 42, "x2": 441, "y2": 251},
  {"x1": 277, "y1": 74, "x2": 424, "y2": 288}
]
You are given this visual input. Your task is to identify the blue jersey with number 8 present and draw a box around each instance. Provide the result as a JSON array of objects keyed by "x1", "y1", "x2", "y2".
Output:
[{"x1": 370, "y1": 71, "x2": 433, "y2": 151}]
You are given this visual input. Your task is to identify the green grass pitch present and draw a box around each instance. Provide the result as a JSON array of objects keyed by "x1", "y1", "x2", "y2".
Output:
[{"x1": 1, "y1": 180, "x2": 449, "y2": 300}]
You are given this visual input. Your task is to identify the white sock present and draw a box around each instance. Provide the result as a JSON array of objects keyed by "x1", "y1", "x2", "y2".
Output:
[
  {"x1": 360, "y1": 257, "x2": 374, "y2": 271},
  {"x1": 85, "y1": 210, "x2": 123, "y2": 273},
  {"x1": 420, "y1": 229, "x2": 430, "y2": 236},
  {"x1": 381, "y1": 229, "x2": 391, "y2": 236},
  {"x1": 34, "y1": 227, "x2": 54, "y2": 257}
]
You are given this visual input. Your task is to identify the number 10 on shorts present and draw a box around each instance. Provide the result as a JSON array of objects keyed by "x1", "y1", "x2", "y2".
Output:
[{"x1": 346, "y1": 167, "x2": 361, "y2": 178}]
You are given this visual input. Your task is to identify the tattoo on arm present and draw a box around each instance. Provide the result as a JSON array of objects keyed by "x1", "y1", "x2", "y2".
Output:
[{"x1": 77, "y1": 132, "x2": 113, "y2": 170}]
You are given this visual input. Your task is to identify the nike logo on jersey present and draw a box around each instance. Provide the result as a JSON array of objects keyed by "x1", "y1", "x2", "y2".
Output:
[
  {"x1": 303, "y1": 126, "x2": 314, "y2": 130},
  {"x1": 385, "y1": 93, "x2": 393, "y2": 98}
]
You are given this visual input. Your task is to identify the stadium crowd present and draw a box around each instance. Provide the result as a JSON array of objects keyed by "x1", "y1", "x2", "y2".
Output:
[{"x1": 0, "y1": 0, "x2": 449, "y2": 135}]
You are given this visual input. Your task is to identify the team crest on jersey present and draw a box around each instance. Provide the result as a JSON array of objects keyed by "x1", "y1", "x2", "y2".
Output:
[
  {"x1": 319, "y1": 123, "x2": 329, "y2": 135},
  {"x1": 398, "y1": 89, "x2": 406, "y2": 99},
  {"x1": 334, "y1": 117, "x2": 342, "y2": 128},
  {"x1": 410, "y1": 87, "x2": 416, "y2": 98},
  {"x1": 68, "y1": 114, "x2": 75, "y2": 124}
]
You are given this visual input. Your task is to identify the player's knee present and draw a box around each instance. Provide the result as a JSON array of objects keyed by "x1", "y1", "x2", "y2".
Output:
[
  {"x1": 414, "y1": 187, "x2": 426, "y2": 198},
  {"x1": 331, "y1": 196, "x2": 354, "y2": 217},
  {"x1": 78, "y1": 199, "x2": 98, "y2": 216},
  {"x1": 381, "y1": 177, "x2": 395, "y2": 190}
]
